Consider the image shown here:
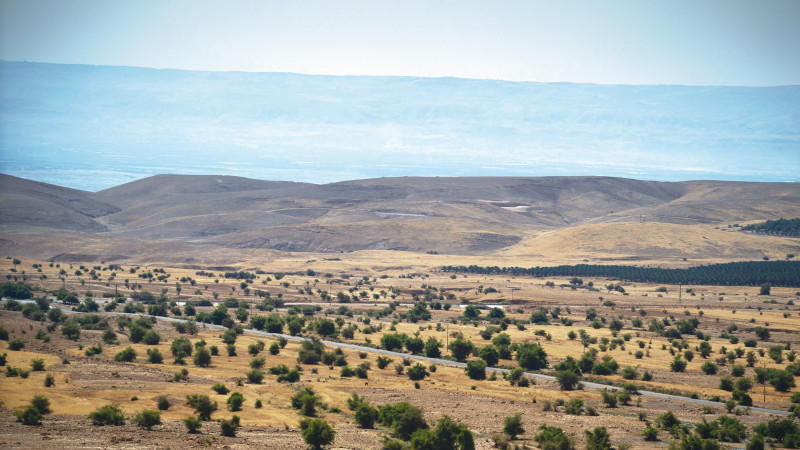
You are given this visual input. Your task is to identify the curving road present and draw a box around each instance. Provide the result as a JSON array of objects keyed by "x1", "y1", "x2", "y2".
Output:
[{"x1": 7, "y1": 298, "x2": 792, "y2": 416}]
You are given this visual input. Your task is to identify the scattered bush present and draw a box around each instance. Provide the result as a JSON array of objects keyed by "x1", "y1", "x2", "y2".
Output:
[
  {"x1": 407, "y1": 363, "x2": 429, "y2": 381},
  {"x1": 183, "y1": 415, "x2": 203, "y2": 433},
  {"x1": 186, "y1": 394, "x2": 218, "y2": 421},
  {"x1": 88, "y1": 403, "x2": 126, "y2": 426},
  {"x1": 465, "y1": 360, "x2": 487, "y2": 380},
  {"x1": 146, "y1": 348, "x2": 163, "y2": 364},
  {"x1": 246, "y1": 369, "x2": 264, "y2": 384},
  {"x1": 114, "y1": 346, "x2": 137, "y2": 362},
  {"x1": 157, "y1": 397, "x2": 170, "y2": 410},
  {"x1": 301, "y1": 418, "x2": 335, "y2": 449},
  {"x1": 534, "y1": 425, "x2": 574, "y2": 449},
  {"x1": 133, "y1": 410, "x2": 161, "y2": 430},
  {"x1": 8, "y1": 338, "x2": 25, "y2": 351},
  {"x1": 227, "y1": 392, "x2": 244, "y2": 411},
  {"x1": 503, "y1": 413, "x2": 524, "y2": 439},
  {"x1": 219, "y1": 415, "x2": 240, "y2": 437}
]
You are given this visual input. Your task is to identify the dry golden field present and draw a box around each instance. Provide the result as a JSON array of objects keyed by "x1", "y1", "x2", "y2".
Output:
[{"x1": 1, "y1": 255, "x2": 799, "y2": 449}]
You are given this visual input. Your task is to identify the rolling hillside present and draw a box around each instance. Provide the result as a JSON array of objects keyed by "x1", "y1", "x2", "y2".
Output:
[{"x1": 1, "y1": 173, "x2": 799, "y2": 264}]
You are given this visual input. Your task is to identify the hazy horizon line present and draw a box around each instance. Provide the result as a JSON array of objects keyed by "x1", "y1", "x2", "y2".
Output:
[{"x1": 5, "y1": 59, "x2": 799, "y2": 89}]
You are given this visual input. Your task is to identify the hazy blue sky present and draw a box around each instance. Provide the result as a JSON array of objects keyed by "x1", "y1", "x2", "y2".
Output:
[{"x1": 2, "y1": 0, "x2": 799, "y2": 86}]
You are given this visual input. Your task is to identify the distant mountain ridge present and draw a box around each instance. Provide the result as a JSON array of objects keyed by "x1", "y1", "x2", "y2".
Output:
[
  {"x1": 2, "y1": 174, "x2": 799, "y2": 258},
  {"x1": 1, "y1": 60, "x2": 798, "y2": 191}
]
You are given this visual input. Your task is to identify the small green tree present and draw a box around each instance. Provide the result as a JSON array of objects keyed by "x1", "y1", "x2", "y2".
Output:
[
  {"x1": 533, "y1": 425, "x2": 574, "y2": 449},
  {"x1": 88, "y1": 403, "x2": 126, "y2": 426},
  {"x1": 465, "y1": 360, "x2": 487, "y2": 380},
  {"x1": 642, "y1": 425, "x2": 659, "y2": 441},
  {"x1": 133, "y1": 410, "x2": 161, "y2": 430},
  {"x1": 407, "y1": 363, "x2": 429, "y2": 381},
  {"x1": 183, "y1": 416, "x2": 203, "y2": 433},
  {"x1": 517, "y1": 343, "x2": 548, "y2": 370},
  {"x1": 193, "y1": 347, "x2": 212, "y2": 367},
  {"x1": 503, "y1": 413, "x2": 524, "y2": 440},
  {"x1": 114, "y1": 347, "x2": 137, "y2": 362},
  {"x1": 186, "y1": 394, "x2": 217, "y2": 421},
  {"x1": 146, "y1": 348, "x2": 163, "y2": 364},
  {"x1": 585, "y1": 426, "x2": 612, "y2": 450},
  {"x1": 157, "y1": 397, "x2": 170, "y2": 410},
  {"x1": 302, "y1": 418, "x2": 336, "y2": 449},
  {"x1": 556, "y1": 370, "x2": 581, "y2": 391},
  {"x1": 355, "y1": 403, "x2": 377, "y2": 429},
  {"x1": 448, "y1": 338, "x2": 475, "y2": 362},
  {"x1": 14, "y1": 405, "x2": 42, "y2": 425},
  {"x1": 227, "y1": 392, "x2": 244, "y2": 411},
  {"x1": 670, "y1": 355, "x2": 687, "y2": 372},
  {"x1": 219, "y1": 415, "x2": 240, "y2": 437}
]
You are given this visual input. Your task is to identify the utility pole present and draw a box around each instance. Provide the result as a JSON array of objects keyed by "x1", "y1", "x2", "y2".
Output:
[
  {"x1": 446, "y1": 322, "x2": 449, "y2": 350},
  {"x1": 679, "y1": 284, "x2": 682, "y2": 305},
  {"x1": 763, "y1": 361, "x2": 767, "y2": 403}
]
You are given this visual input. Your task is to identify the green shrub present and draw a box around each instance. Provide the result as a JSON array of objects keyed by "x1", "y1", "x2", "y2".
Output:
[
  {"x1": 564, "y1": 398, "x2": 584, "y2": 415},
  {"x1": 88, "y1": 403, "x2": 126, "y2": 426},
  {"x1": 250, "y1": 356, "x2": 266, "y2": 369},
  {"x1": 622, "y1": 366, "x2": 638, "y2": 380},
  {"x1": 585, "y1": 426, "x2": 612, "y2": 450},
  {"x1": 157, "y1": 397, "x2": 170, "y2": 410},
  {"x1": 642, "y1": 425, "x2": 658, "y2": 441},
  {"x1": 701, "y1": 361, "x2": 718, "y2": 375},
  {"x1": 227, "y1": 392, "x2": 244, "y2": 411},
  {"x1": 30, "y1": 358, "x2": 45, "y2": 371},
  {"x1": 85, "y1": 344, "x2": 103, "y2": 356},
  {"x1": 220, "y1": 415, "x2": 240, "y2": 437},
  {"x1": 355, "y1": 403, "x2": 377, "y2": 429},
  {"x1": 171, "y1": 337, "x2": 193, "y2": 358},
  {"x1": 670, "y1": 356, "x2": 687, "y2": 372},
  {"x1": 291, "y1": 387, "x2": 320, "y2": 417},
  {"x1": 14, "y1": 405, "x2": 42, "y2": 425},
  {"x1": 173, "y1": 368, "x2": 189, "y2": 382},
  {"x1": 376, "y1": 356, "x2": 393, "y2": 369},
  {"x1": 407, "y1": 363, "x2": 429, "y2": 381},
  {"x1": 601, "y1": 390, "x2": 617, "y2": 408},
  {"x1": 503, "y1": 412, "x2": 524, "y2": 439},
  {"x1": 146, "y1": 348, "x2": 163, "y2": 364},
  {"x1": 534, "y1": 424, "x2": 574, "y2": 449},
  {"x1": 465, "y1": 360, "x2": 486, "y2": 380},
  {"x1": 245, "y1": 369, "x2": 264, "y2": 384},
  {"x1": 8, "y1": 338, "x2": 25, "y2": 351},
  {"x1": 30, "y1": 395, "x2": 52, "y2": 414},
  {"x1": 556, "y1": 370, "x2": 581, "y2": 391},
  {"x1": 142, "y1": 330, "x2": 161, "y2": 345},
  {"x1": 114, "y1": 346, "x2": 137, "y2": 362},
  {"x1": 183, "y1": 416, "x2": 202, "y2": 433},
  {"x1": 212, "y1": 383, "x2": 229, "y2": 395},
  {"x1": 133, "y1": 410, "x2": 161, "y2": 430},
  {"x1": 186, "y1": 394, "x2": 217, "y2": 421},
  {"x1": 301, "y1": 418, "x2": 335, "y2": 449},
  {"x1": 193, "y1": 347, "x2": 212, "y2": 367}
]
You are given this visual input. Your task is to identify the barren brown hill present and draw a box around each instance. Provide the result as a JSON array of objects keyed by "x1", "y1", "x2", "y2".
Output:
[
  {"x1": 1, "y1": 174, "x2": 799, "y2": 263},
  {"x1": 0, "y1": 174, "x2": 119, "y2": 233}
]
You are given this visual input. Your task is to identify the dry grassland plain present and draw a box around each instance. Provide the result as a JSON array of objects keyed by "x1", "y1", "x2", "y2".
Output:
[{"x1": 1, "y1": 255, "x2": 799, "y2": 449}]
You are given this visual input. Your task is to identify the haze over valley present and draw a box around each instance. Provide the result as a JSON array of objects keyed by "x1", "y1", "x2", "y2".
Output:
[{"x1": 2, "y1": 61, "x2": 798, "y2": 192}]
